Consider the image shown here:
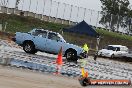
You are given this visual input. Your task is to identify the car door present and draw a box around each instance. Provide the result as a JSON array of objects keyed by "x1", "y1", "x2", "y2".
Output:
[
  {"x1": 45, "y1": 32, "x2": 64, "y2": 54},
  {"x1": 32, "y1": 30, "x2": 47, "y2": 51},
  {"x1": 115, "y1": 47, "x2": 122, "y2": 57}
]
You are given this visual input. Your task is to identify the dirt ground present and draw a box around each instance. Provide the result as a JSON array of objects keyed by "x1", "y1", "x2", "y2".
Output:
[
  {"x1": 0, "y1": 66, "x2": 82, "y2": 88},
  {"x1": 0, "y1": 66, "x2": 131, "y2": 88}
]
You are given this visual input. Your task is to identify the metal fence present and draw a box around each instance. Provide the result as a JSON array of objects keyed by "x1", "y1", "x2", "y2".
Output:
[
  {"x1": 0, "y1": 0, "x2": 102, "y2": 26},
  {"x1": 0, "y1": 0, "x2": 131, "y2": 34}
]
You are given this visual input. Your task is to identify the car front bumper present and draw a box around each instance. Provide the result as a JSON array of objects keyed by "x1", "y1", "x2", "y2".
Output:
[
  {"x1": 78, "y1": 51, "x2": 88, "y2": 59},
  {"x1": 12, "y1": 37, "x2": 16, "y2": 42},
  {"x1": 98, "y1": 52, "x2": 112, "y2": 57}
]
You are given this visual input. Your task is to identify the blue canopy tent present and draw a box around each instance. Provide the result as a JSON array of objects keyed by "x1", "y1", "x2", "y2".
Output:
[
  {"x1": 63, "y1": 20, "x2": 99, "y2": 38},
  {"x1": 63, "y1": 21, "x2": 100, "y2": 60}
]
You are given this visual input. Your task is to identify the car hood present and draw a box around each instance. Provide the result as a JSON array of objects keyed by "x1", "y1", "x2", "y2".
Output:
[
  {"x1": 65, "y1": 43, "x2": 84, "y2": 54},
  {"x1": 66, "y1": 43, "x2": 82, "y2": 49}
]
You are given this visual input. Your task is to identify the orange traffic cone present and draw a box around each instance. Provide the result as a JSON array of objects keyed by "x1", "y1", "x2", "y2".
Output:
[
  {"x1": 53, "y1": 47, "x2": 63, "y2": 75},
  {"x1": 85, "y1": 71, "x2": 88, "y2": 78},
  {"x1": 56, "y1": 47, "x2": 63, "y2": 65}
]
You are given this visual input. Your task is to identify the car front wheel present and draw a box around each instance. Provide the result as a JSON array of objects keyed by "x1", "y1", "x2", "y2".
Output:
[
  {"x1": 111, "y1": 54, "x2": 115, "y2": 58},
  {"x1": 99, "y1": 52, "x2": 102, "y2": 57},
  {"x1": 65, "y1": 50, "x2": 77, "y2": 61}
]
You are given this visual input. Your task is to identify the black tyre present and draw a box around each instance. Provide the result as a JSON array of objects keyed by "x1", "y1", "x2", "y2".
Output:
[
  {"x1": 65, "y1": 49, "x2": 77, "y2": 61},
  {"x1": 111, "y1": 54, "x2": 115, "y2": 59},
  {"x1": 82, "y1": 78, "x2": 91, "y2": 86},
  {"x1": 23, "y1": 41, "x2": 37, "y2": 54},
  {"x1": 82, "y1": 79, "x2": 87, "y2": 86},
  {"x1": 99, "y1": 52, "x2": 102, "y2": 57}
]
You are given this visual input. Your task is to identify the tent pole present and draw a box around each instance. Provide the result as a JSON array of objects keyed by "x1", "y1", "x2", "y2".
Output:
[{"x1": 96, "y1": 37, "x2": 100, "y2": 51}]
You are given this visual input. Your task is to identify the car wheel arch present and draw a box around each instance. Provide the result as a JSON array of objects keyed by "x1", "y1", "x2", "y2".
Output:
[
  {"x1": 23, "y1": 40, "x2": 34, "y2": 46},
  {"x1": 111, "y1": 54, "x2": 115, "y2": 58}
]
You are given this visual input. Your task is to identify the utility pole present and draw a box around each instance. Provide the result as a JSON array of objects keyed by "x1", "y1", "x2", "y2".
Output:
[
  {"x1": 62, "y1": 3, "x2": 66, "y2": 24},
  {"x1": 83, "y1": 8, "x2": 87, "y2": 21},
  {"x1": 49, "y1": 0, "x2": 53, "y2": 22},
  {"x1": 28, "y1": 0, "x2": 31, "y2": 16},
  {"x1": 35, "y1": 0, "x2": 38, "y2": 18},
  {"x1": 41, "y1": 0, "x2": 46, "y2": 20},
  {"x1": 96, "y1": 11, "x2": 100, "y2": 29},
  {"x1": 15, "y1": 0, "x2": 21, "y2": 9},
  {"x1": 55, "y1": 2, "x2": 60, "y2": 23},
  {"x1": 69, "y1": 5, "x2": 73, "y2": 25}
]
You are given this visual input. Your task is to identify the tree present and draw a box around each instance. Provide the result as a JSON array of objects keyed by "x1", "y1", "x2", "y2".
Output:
[
  {"x1": 125, "y1": 8, "x2": 132, "y2": 33},
  {"x1": 100, "y1": 0, "x2": 130, "y2": 32}
]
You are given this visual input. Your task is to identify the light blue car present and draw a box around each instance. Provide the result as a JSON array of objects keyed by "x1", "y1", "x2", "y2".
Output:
[{"x1": 13, "y1": 29, "x2": 85, "y2": 61}]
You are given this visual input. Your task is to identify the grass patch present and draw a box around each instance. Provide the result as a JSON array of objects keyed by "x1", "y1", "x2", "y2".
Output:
[
  {"x1": 0, "y1": 13, "x2": 68, "y2": 33},
  {"x1": 0, "y1": 13, "x2": 131, "y2": 50},
  {"x1": 97, "y1": 29, "x2": 132, "y2": 41}
]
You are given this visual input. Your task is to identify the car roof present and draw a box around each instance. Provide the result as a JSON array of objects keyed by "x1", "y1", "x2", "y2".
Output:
[
  {"x1": 35, "y1": 29, "x2": 58, "y2": 34},
  {"x1": 108, "y1": 45, "x2": 127, "y2": 47}
]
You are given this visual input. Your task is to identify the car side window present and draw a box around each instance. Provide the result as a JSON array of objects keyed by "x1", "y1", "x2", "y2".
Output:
[
  {"x1": 32, "y1": 30, "x2": 47, "y2": 38},
  {"x1": 32, "y1": 30, "x2": 42, "y2": 36},
  {"x1": 121, "y1": 47, "x2": 128, "y2": 52},
  {"x1": 40, "y1": 31, "x2": 47, "y2": 38},
  {"x1": 116, "y1": 47, "x2": 120, "y2": 51},
  {"x1": 48, "y1": 33, "x2": 60, "y2": 41}
]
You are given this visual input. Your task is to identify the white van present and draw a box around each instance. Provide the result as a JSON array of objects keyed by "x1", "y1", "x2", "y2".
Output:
[{"x1": 98, "y1": 45, "x2": 129, "y2": 58}]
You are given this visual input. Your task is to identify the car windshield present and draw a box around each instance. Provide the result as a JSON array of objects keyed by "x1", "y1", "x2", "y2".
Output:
[
  {"x1": 31, "y1": 29, "x2": 47, "y2": 37},
  {"x1": 57, "y1": 33, "x2": 66, "y2": 43},
  {"x1": 106, "y1": 46, "x2": 120, "y2": 51},
  {"x1": 48, "y1": 32, "x2": 66, "y2": 43}
]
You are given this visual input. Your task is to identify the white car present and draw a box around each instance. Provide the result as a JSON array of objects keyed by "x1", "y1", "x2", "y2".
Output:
[{"x1": 98, "y1": 45, "x2": 129, "y2": 58}]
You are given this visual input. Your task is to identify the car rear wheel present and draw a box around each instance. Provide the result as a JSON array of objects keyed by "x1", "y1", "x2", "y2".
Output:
[
  {"x1": 23, "y1": 41, "x2": 37, "y2": 54},
  {"x1": 65, "y1": 49, "x2": 77, "y2": 61}
]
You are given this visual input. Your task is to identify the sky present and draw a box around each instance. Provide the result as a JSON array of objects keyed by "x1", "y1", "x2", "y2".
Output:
[
  {"x1": 53, "y1": 0, "x2": 102, "y2": 11},
  {"x1": 1, "y1": 0, "x2": 132, "y2": 12},
  {"x1": 53, "y1": 0, "x2": 132, "y2": 11}
]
